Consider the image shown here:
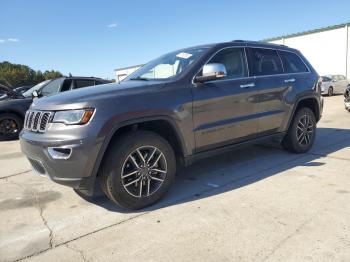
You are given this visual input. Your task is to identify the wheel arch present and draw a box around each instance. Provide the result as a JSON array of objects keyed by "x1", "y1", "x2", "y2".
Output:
[
  {"x1": 287, "y1": 97, "x2": 321, "y2": 130},
  {"x1": 92, "y1": 116, "x2": 187, "y2": 180},
  {"x1": 0, "y1": 109, "x2": 25, "y2": 121}
]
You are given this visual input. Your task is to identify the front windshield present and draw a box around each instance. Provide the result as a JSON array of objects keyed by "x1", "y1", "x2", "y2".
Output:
[
  {"x1": 125, "y1": 47, "x2": 208, "y2": 81},
  {"x1": 23, "y1": 79, "x2": 51, "y2": 97}
]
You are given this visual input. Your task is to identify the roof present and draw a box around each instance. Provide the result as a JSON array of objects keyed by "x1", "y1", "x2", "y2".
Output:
[
  {"x1": 113, "y1": 40, "x2": 292, "y2": 72},
  {"x1": 263, "y1": 21, "x2": 350, "y2": 42}
]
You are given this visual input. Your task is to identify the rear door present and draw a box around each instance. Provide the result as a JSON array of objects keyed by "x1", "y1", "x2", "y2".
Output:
[
  {"x1": 192, "y1": 47, "x2": 259, "y2": 152},
  {"x1": 247, "y1": 47, "x2": 293, "y2": 136}
]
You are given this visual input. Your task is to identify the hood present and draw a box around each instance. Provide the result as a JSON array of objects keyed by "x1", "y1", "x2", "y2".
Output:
[
  {"x1": 30, "y1": 80, "x2": 166, "y2": 111},
  {"x1": 0, "y1": 96, "x2": 32, "y2": 109}
]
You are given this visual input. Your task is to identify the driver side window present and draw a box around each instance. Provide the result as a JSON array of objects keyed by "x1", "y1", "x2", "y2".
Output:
[{"x1": 207, "y1": 48, "x2": 248, "y2": 80}]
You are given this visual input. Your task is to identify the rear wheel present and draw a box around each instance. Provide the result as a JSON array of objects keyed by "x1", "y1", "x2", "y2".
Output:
[
  {"x1": 0, "y1": 113, "x2": 23, "y2": 141},
  {"x1": 282, "y1": 107, "x2": 316, "y2": 154},
  {"x1": 328, "y1": 86, "x2": 333, "y2": 96},
  {"x1": 100, "y1": 131, "x2": 176, "y2": 210}
]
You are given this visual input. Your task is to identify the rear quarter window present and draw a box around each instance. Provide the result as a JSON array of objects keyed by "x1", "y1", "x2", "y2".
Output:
[{"x1": 279, "y1": 51, "x2": 308, "y2": 73}]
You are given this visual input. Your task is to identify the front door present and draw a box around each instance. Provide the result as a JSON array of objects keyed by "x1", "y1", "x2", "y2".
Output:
[{"x1": 192, "y1": 47, "x2": 259, "y2": 152}]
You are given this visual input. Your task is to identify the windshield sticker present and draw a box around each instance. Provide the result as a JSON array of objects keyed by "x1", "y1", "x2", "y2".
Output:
[{"x1": 176, "y1": 52, "x2": 193, "y2": 59}]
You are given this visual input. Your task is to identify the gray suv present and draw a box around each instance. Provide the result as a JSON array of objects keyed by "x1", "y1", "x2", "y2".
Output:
[{"x1": 20, "y1": 41, "x2": 323, "y2": 209}]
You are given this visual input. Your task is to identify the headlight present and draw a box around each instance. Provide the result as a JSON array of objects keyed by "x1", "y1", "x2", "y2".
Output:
[{"x1": 52, "y1": 109, "x2": 94, "y2": 125}]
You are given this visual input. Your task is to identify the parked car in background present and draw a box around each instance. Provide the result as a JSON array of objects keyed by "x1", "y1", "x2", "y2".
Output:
[
  {"x1": 321, "y1": 75, "x2": 349, "y2": 96},
  {"x1": 0, "y1": 76, "x2": 111, "y2": 140},
  {"x1": 14, "y1": 85, "x2": 34, "y2": 94},
  {"x1": 20, "y1": 40, "x2": 323, "y2": 209}
]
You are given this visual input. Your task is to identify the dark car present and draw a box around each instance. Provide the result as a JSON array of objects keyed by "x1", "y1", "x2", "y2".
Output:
[
  {"x1": 20, "y1": 41, "x2": 323, "y2": 209},
  {"x1": 0, "y1": 76, "x2": 111, "y2": 140}
]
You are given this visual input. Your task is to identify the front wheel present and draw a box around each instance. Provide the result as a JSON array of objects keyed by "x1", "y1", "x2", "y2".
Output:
[
  {"x1": 282, "y1": 107, "x2": 316, "y2": 154},
  {"x1": 99, "y1": 131, "x2": 176, "y2": 210}
]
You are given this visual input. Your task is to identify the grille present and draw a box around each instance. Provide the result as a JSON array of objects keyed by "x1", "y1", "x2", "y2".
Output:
[{"x1": 24, "y1": 110, "x2": 52, "y2": 133}]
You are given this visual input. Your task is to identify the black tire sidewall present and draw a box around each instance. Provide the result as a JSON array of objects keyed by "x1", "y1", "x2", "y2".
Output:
[
  {"x1": 0, "y1": 113, "x2": 23, "y2": 140},
  {"x1": 285, "y1": 108, "x2": 316, "y2": 153},
  {"x1": 103, "y1": 131, "x2": 176, "y2": 210},
  {"x1": 328, "y1": 87, "x2": 333, "y2": 96}
]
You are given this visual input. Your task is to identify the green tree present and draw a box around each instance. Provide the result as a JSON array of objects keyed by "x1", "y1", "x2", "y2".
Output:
[{"x1": 0, "y1": 61, "x2": 62, "y2": 89}]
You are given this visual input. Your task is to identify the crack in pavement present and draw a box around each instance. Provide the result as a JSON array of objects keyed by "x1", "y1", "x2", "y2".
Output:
[
  {"x1": 34, "y1": 191, "x2": 54, "y2": 249},
  {"x1": 260, "y1": 196, "x2": 337, "y2": 261},
  {"x1": 65, "y1": 244, "x2": 90, "y2": 262},
  {"x1": 0, "y1": 170, "x2": 31, "y2": 180}
]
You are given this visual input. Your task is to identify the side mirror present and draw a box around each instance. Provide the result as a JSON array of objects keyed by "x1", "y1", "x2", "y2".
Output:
[
  {"x1": 32, "y1": 90, "x2": 39, "y2": 98},
  {"x1": 194, "y1": 63, "x2": 227, "y2": 83}
]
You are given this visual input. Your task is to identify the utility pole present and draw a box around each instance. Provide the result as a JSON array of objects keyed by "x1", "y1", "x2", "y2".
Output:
[{"x1": 346, "y1": 24, "x2": 349, "y2": 78}]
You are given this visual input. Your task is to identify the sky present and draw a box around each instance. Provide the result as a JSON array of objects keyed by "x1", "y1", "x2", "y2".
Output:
[{"x1": 1, "y1": 0, "x2": 350, "y2": 79}]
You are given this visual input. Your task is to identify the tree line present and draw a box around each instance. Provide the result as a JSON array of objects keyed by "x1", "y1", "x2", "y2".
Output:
[{"x1": 0, "y1": 61, "x2": 63, "y2": 89}]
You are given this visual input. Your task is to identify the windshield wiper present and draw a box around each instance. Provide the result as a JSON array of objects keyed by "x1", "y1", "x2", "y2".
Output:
[{"x1": 129, "y1": 77, "x2": 149, "y2": 81}]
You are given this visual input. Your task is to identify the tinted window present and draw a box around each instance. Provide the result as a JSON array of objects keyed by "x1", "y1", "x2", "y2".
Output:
[
  {"x1": 249, "y1": 48, "x2": 283, "y2": 76},
  {"x1": 75, "y1": 80, "x2": 94, "y2": 89},
  {"x1": 279, "y1": 51, "x2": 308, "y2": 73},
  {"x1": 60, "y1": 79, "x2": 73, "y2": 92},
  {"x1": 207, "y1": 48, "x2": 248, "y2": 80},
  {"x1": 94, "y1": 80, "x2": 106, "y2": 85},
  {"x1": 41, "y1": 78, "x2": 64, "y2": 97},
  {"x1": 322, "y1": 76, "x2": 331, "y2": 82}
]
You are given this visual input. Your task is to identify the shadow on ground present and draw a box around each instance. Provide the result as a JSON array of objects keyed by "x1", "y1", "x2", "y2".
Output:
[{"x1": 77, "y1": 127, "x2": 350, "y2": 213}]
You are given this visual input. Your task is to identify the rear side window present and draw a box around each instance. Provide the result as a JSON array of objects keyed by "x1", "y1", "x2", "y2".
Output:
[
  {"x1": 279, "y1": 51, "x2": 308, "y2": 73},
  {"x1": 75, "y1": 80, "x2": 95, "y2": 89},
  {"x1": 207, "y1": 47, "x2": 248, "y2": 80},
  {"x1": 249, "y1": 48, "x2": 283, "y2": 76}
]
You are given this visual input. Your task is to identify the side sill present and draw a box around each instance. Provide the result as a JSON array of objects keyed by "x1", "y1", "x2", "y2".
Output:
[{"x1": 184, "y1": 132, "x2": 286, "y2": 166}]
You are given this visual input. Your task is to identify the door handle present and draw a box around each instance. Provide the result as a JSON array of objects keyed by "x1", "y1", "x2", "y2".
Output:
[
  {"x1": 284, "y1": 78, "x2": 295, "y2": 83},
  {"x1": 240, "y1": 83, "x2": 255, "y2": 88}
]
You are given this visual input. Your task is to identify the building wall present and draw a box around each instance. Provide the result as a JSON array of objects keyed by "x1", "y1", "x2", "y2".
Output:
[
  {"x1": 270, "y1": 26, "x2": 349, "y2": 77},
  {"x1": 115, "y1": 66, "x2": 141, "y2": 82}
]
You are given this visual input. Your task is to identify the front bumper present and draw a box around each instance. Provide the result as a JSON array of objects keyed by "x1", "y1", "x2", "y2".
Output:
[{"x1": 20, "y1": 124, "x2": 103, "y2": 193}]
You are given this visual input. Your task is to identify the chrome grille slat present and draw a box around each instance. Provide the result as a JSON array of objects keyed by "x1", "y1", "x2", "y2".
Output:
[{"x1": 24, "y1": 110, "x2": 52, "y2": 133}]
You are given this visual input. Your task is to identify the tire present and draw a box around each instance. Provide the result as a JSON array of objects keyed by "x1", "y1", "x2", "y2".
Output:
[
  {"x1": 99, "y1": 130, "x2": 176, "y2": 210},
  {"x1": 282, "y1": 107, "x2": 316, "y2": 154},
  {"x1": 0, "y1": 113, "x2": 23, "y2": 141},
  {"x1": 328, "y1": 86, "x2": 333, "y2": 96}
]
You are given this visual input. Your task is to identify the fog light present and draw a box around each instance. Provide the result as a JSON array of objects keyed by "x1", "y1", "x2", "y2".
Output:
[{"x1": 48, "y1": 147, "x2": 72, "y2": 159}]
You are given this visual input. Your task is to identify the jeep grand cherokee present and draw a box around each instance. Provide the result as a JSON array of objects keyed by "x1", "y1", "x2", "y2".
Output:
[{"x1": 20, "y1": 41, "x2": 323, "y2": 209}]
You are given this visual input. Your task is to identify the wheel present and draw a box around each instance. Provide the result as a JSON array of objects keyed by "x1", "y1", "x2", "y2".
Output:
[
  {"x1": 282, "y1": 107, "x2": 316, "y2": 154},
  {"x1": 328, "y1": 86, "x2": 333, "y2": 96},
  {"x1": 99, "y1": 131, "x2": 176, "y2": 210},
  {"x1": 0, "y1": 113, "x2": 23, "y2": 140}
]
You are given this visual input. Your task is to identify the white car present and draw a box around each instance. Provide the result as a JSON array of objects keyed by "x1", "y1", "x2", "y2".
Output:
[{"x1": 321, "y1": 75, "x2": 349, "y2": 96}]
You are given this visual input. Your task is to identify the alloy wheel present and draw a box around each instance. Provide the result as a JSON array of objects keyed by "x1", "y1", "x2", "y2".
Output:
[
  {"x1": 296, "y1": 115, "x2": 314, "y2": 146},
  {"x1": 121, "y1": 146, "x2": 167, "y2": 198}
]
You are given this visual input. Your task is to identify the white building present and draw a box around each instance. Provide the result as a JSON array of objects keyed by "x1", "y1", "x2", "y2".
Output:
[{"x1": 114, "y1": 22, "x2": 350, "y2": 80}]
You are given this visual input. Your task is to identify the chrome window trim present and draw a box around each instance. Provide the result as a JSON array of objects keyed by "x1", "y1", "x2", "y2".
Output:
[{"x1": 191, "y1": 45, "x2": 311, "y2": 86}]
